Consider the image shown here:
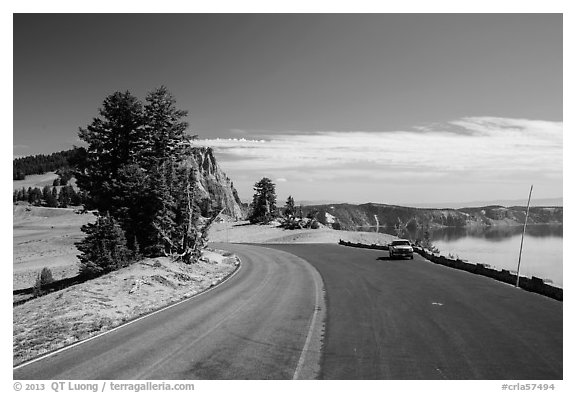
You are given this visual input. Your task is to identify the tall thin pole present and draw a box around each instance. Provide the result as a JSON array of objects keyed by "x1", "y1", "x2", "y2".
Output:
[
  {"x1": 515, "y1": 185, "x2": 533, "y2": 288},
  {"x1": 226, "y1": 208, "x2": 229, "y2": 243}
]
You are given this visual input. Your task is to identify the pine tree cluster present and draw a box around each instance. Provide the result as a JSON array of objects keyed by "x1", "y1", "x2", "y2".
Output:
[
  {"x1": 74, "y1": 86, "x2": 212, "y2": 276},
  {"x1": 13, "y1": 184, "x2": 86, "y2": 207}
]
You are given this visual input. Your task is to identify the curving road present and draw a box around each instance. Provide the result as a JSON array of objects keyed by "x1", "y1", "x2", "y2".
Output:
[
  {"x1": 14, "y1": 244, "x2": 323, "y2": 380},
  {"x1": 264, "y1": 244, "x2": 562, "y2": 380},
  {"x1": 14, "y1": 242, "x2": 562, "y2": 380}
]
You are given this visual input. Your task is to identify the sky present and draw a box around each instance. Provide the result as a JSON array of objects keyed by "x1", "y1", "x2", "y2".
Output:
[{"x1": 13, "y1": 13, "x2": 563, "y2": 206}]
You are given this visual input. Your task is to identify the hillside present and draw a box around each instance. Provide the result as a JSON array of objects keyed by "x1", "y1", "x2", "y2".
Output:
[
  {"x1": 12, "y1": 172, "x2": 60, "y2": 191},
  {"x1": 13, "y1": 148, "x2": 79, "y2": 180},
  {"x1": 13, "y1": 147, "x2": 245, "y2": 288},
  {"x1": 13, "y1": 147, "x2": 244, "y2": 220},
  {"x1": 302, "y1": 203, "x2": 563, "y2": 231},
  {"x1": 13, "y1": 205, "x2": 95, "y2": 290}
]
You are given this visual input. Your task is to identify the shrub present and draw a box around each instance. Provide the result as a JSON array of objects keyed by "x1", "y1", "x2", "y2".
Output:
[
  {"x1": 415, "y1": 230, "x2": 439, "y2": 253},
  {"x1": 33, "y1": 267, "x2": 55, "y2": 297},
  {"x1": 309, "y1": 219, "x2": 320, "y2": 229},
  {"x1": 279, "y1": 217, "x2": 304, "y2": 230},
  {"x1": 279, "y1": 217, "x2": 320, "y2": 230}
]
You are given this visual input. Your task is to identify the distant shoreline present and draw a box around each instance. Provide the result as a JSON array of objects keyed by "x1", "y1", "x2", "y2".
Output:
[{"x1": 355, "y1": 222, "x2": 564, "y2": 230}]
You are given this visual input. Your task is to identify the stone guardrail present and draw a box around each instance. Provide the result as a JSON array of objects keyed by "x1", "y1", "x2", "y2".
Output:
[
  {"x1": 338, "y1": 240, "x2": 562, "y2": 301},
  {"x1": 338, "y1": 240, "x2": 389, "y2": 251}
]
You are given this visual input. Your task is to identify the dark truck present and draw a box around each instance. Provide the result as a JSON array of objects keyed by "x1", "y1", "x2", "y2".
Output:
[{"x1": 388, "y1": 239, "x2": 414, "y2": 259}]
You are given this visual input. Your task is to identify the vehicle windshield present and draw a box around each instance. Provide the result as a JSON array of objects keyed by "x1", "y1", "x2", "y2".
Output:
[{"x1": 391, "y1": 240, "x2": 410, "y2": 246}]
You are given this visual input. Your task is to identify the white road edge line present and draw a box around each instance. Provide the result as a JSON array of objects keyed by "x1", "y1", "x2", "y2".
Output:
[
  {"x1": 292, "y1": 264, "x2": 322, "y2": 380},
  {"x1": 13, "y1": 256, "x2": 243, "y2": 371}
]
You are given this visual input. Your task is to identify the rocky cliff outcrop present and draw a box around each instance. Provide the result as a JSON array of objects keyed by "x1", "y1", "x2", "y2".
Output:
[{"x1": 189, "y1": 147, "x2": 244, "y2": 220}]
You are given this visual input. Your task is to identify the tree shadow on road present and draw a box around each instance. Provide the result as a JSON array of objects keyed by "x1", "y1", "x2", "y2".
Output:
[
  {"x1": 233, "y1": 222, "x2": 253, "y2": 227},
  {"x1": 377, "y1": 256, "x2": 412, "y2": 262}
]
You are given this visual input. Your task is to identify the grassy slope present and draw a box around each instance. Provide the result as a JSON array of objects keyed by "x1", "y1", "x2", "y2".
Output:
[
  {"x1": 13, "y1": 251, "x2": 238, "y2": 366},
  {"x1": 13, "y1": 172, "x2": 59, "y2": 191},
  {"x1": 13, "y1": 205, "x2": 95, "y2": 289}
]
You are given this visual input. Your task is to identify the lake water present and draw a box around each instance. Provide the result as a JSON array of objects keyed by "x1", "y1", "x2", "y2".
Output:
[{"x1": 360, "y1": 225, "x2": 563, "y2": 288}]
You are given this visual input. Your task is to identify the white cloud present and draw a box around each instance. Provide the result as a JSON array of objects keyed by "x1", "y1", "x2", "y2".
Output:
[{"x1": 193, "y1": 117, "x2": 562, "y2": 181}]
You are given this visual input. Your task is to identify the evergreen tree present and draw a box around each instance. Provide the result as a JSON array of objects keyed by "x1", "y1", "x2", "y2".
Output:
[
  {"x1": 14, "y1": 169, "x2": 25, "y2": 180},
  {"x1": 249, "y1": 177, "x2": 277, "y2": 224},
  {"x1": 284, "y1": 195, "x2": 296, "y2": 217},
  {"x1": 58, "y1": 185, "x2": 70, "y2": 207},
  {"x1": 68, "y1": 185, "x2": 82, "y2": 206},
  {"x1": 28, "y1": 187, "x2": 42, "y2": 205},
  {"x1": 42, "y1": 185, "x2": 51, "y2": 201},
  {"x1": 75, "y1": 91, "x2": 145, "y2": 211},
  {"x1": 141, "y1": 86, "x2": 190, "y2": 166},
  {"x1": 46, "y1": 187, "x2": 58, "y2": 207},
  {"x1": 57, "y1": 169, "x2": 73, "y2": 185},
  {"x1": 76, "y1": 213, "x2": 132, "y2": 278},
  {"x1": 34, "y1": 187, "x2": 43, "y2": 205},
  {"x1": 111, "y1": 163, "x2": 158, "y2": 252}
]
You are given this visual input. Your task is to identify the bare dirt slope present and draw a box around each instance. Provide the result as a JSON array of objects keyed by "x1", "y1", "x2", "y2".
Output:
[
  {"x1": 208, "y1": 220, "x2": 396, "y2": 245},
  {"x1": 13, "y1": 205, "x2": 95, "y2": 289}
]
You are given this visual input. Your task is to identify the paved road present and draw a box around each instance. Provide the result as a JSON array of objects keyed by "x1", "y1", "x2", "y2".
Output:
[
  {"x1": 264, "y1": 244, "x2": 562, "y2": 380},
  {"x1": 14, "y1": 244, "x2": 322, "y2": 380}
]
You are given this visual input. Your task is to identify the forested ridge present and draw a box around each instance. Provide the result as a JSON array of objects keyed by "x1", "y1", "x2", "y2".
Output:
[{"x1": 13, "y1": 148, "x2": 81, "y2": 180}]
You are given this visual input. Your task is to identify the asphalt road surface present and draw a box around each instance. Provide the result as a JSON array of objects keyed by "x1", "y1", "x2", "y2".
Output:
[
  {"x1": 264, "y1": 244, "x2": 562, "y2": 380},
  {"x1": 14, "y1": 244, "x2": 322, "y2": 380}
]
